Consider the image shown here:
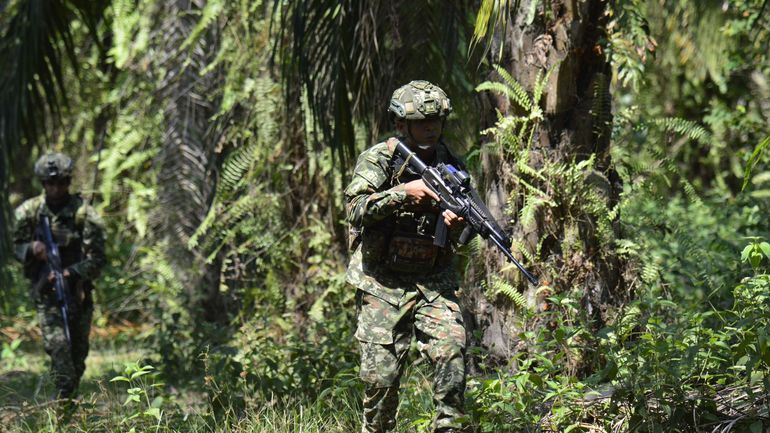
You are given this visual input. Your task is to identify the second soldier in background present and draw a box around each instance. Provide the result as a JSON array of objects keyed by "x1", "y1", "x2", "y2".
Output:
[{"x1": 12, "y1": 153, "x2": 106, "y2": 401}]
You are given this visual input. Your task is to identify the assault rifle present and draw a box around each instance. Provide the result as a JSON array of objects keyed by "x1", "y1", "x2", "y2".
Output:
[
  {"x1": 39, "y1": 215, "x2": 72, "y2": 347},
  {"x1": 393, "y1": 141, "x2": 539, "y2": 286}
]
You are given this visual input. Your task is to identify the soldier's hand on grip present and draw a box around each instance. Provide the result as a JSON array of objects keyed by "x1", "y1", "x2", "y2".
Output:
[
  {"x1": 32, "y1": 241, "x2": 48, "y2": 261},
  {"x1": 402, "y1": 179, "x2": 440, "y2": 205},
  {"x1": 442, "y1": 210, "x2": 464, "y2": 229}
]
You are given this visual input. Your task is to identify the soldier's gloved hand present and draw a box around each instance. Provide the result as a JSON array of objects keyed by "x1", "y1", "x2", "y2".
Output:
[
  {"x1": 443, "y1": 209, "x2": 464, "y2": 229},
  {"x1": 401, "y1": 179, "x2": 440, "y2": 206},
  {"x1": 32, "y1": 241, "x2": 48, "y2": 262}
]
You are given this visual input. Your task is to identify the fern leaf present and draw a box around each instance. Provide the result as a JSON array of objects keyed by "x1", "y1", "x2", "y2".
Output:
[
  {"x1": 681, "y1": 180, "x2": 702, "y2": 206},
  {"x1": 491, "y1": 277, "x2": 528, "y2": 310},
  {"x1": 520, "y1": 195, "x2": 545, "y2": 228},
  {"x1": 476, "y1": 64, "x2": 532, "y2": 110},
  {"x1": 655, "y1": 117, "x2": 713, "y2": 145},
  {"x1": 218, "y1": 142, "x2": 257, "y2": 195},
  {"x1": 181, "y1": 0, "x2": 225, "y2": 51},
  {"x1": 532, "y1": 63, "x2": 556, "y2": 105},
  {"x1": 476, "y1": 81, "x2": 531, "y2": 112},
  {"x1": 641, "y1": 260, "x2": 660, "y2": 284},
  {"x1": 510, "y1": 239, "x2": 536, "y2": 264}
]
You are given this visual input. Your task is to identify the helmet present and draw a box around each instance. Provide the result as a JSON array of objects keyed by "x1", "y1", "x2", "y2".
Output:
[
  {"x1": 388, "y1": 80, "x2": 452, "y2": 120},
  {"x1": 34, "y1": 152, "x2": 74, "y2": 180}
]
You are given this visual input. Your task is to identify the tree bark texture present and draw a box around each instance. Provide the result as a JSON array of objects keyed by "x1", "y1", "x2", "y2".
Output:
[
  {"x1": 152, "y1": 0, "x2": 228, "y2": 323},
  {"x1": 465, "y1": 0, "x2": 628, "y2": 364},
  {"x1": 0, "y1": 145, "x2": 8, "y2": 279}
]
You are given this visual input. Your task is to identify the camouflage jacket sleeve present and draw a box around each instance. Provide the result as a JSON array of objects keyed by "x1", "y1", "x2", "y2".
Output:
[
  {"x1": 345, "y1": 141, "x2": 407, "y2": 228},
  {"x1": 12, "y1": 196, "x2": 43, "y2": 269},
  {"x1": 67, "y1": 204, "x2": 106, "y2": 280}
]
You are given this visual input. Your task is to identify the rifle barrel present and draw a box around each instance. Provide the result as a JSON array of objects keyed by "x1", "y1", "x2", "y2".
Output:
[{"x1": 488, "y1": 231, "x2": 540, "y2": 286}]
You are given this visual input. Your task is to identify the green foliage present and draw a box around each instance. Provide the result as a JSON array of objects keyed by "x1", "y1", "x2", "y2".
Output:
[
  {"x1": 482, "y1": 80, "x2": 618, "y2": 289},
  {"x1": 741, "y1": 238, "x2": 770, "y2": 272},
  {"x1": 477, "y1": 64, "x2": 552, "y2": 155},
  {"x1": 607, "y1": 0, "x2": 655, "y2": 91},
  {"x1": 471, "y1": 0, "x2": 547, "y2": 62},
  {"x1": 489, "y1": 276, "x2": 528, "y2": 311},
  {"x1": 1, "y1": 338, "x2": 28, "y2": 370},
  {"x1": 110, "y1": 0, "x2": 154, "y2": 69},
  {"x1": 464, "y1": 287, "x2": 600, "y2": 431},
  {"x1": 109, "y1": 362, "x2": 168, "y2": 426},
  {"x1": 743, "y1": 135, "x2": 770, "y2": 193},
  {"x1": 654, "y1": 117, "x2": 713, "y2": 145},
  {"x1": 462, "y1": 229, "x2": 770, "y2": 431},
  {"x1": 273, "y1": 0, "x2": 479, "y2": 168},
  {"x1": 612, "y1": 0, "x2": 770, "y2": 194},
  {"x1": 591, "y1": 239, "x2": 770, "y2": 430},
  {"x1": 2, "y1": 1, "x2": 769, "y2": 432}
]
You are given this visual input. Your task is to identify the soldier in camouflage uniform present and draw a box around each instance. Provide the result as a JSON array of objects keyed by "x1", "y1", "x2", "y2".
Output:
[
  {"x1": 13, "y1": 152, "x2": 106, "y2": 400},
  {"x1": 346, "y1": 81, "x2": 467, "y2": 433}
]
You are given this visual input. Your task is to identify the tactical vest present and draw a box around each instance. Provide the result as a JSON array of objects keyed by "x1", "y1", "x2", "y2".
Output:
[
  {"x1": 27, "y1": 194, "x2": 90, "y2": 281},
  {"x1": 361, "y1": 143, "x2": 461, "y2": 274}
]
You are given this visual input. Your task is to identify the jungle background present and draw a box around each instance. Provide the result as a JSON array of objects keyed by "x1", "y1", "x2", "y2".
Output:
[{"x1": 1, "y1": 0, "x2": 769, "y2": 431}]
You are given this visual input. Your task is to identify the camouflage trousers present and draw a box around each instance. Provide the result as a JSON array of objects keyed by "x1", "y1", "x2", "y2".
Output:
[
  {"x1": 36, "y1": 285, "x2": 94, "y2": 399},
  {"x1": 355, "y1": 289, "x2": 466, "y2": 433}
]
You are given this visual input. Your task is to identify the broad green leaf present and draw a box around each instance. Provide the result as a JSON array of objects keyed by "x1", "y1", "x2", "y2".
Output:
[
  {"x1": 130, "y1": 370, "x2": 152, "y2": 380},
  {"x1": 743, "y1": 136, "x2": 770, "y2": 191},
  {"x1": 144, "y1": 407, "x2": 161, "y2": 420},
  {"x1": 759, "y1": 242, "x2": 770, "y2": 259},
  {"x1": 123, "y1": 394, "x2": 141, "y2": 405},
  {"x1": 741, "y1": 244, "x2": 753, "y2": 262}
]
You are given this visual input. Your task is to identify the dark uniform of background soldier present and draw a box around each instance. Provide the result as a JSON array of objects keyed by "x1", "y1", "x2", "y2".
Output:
[
  {"x1": 12, "y1": 152, "x2": 106, "y2": 401},
  {"x1": 345, "y1": 81, "x2": 468, "y2": 433}
]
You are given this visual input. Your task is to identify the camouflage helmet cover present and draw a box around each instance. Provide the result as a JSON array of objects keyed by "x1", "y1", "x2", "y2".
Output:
[
  {"x1": 388, "y1": 80, "x2": 452, "y2": 120},
  {"x1": 34, "y1": 152, "x2": 74, "y2": 180}
]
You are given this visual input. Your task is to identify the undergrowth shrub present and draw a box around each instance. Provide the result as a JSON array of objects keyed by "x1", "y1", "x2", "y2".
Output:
[{"x1": 459, "y1": 175, "x2": 770, "y2": 432}]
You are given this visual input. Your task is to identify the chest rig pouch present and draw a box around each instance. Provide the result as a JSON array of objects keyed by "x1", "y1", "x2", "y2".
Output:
[
  {"x1": 35, "y1": 197, "x2": 85, "y2": 269},
  {"x1": 386, "y1": 211, "x2": 440, "y2": 273}
]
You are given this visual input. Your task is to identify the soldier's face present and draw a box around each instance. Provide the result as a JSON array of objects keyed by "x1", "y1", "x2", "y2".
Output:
[
  {"x1": 43, "y1": 177, "x2": 71, "y2": 205},
  {"x1": 398, "y1": 118, "x2": 443, "y2": 150}
]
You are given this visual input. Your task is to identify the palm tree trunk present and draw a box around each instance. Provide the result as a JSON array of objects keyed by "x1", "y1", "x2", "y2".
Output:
[
  {"x1": 0, "y1": 145, "x2": 8, "y2": 282},
  {"x1": 152, "y1": 0, "x2": 226, "y2": 323},
  {"x1": 468, "y1": 0, "x2": 627, "y2": 365}
]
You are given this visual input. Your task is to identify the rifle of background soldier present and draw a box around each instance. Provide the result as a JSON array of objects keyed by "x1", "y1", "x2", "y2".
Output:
[
  {"x1": 33, "y1": 216, "x2": 73, "y2": 346},
  {"x1": 393, "y1": 140, "x2": 540, "y2": 286}
]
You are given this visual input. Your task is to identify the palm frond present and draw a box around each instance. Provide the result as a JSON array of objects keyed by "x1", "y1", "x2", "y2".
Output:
[
  {"x1": 271, "y1": 0, "x2": 475, "y2": 173},
  {"x1": 0, "y1": 0, "x2": 107, "y2": 271},
  {"x1": 470, "y1": 0, "x2": 522, "y2": 62}
]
